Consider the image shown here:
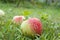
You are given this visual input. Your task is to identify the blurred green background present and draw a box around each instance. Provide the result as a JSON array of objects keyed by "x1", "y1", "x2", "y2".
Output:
[{"x1": 0, "y1": 0, "x2": 60, "y2": 40}]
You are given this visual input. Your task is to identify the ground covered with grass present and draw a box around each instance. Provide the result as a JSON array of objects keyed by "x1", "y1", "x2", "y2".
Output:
[{"x1": 0, "y1": 2, "x2": 60, "y2": 40}]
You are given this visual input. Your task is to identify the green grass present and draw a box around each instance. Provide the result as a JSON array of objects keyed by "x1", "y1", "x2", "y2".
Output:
[{"x1": 0, "y1": 2, "x2": 60, "y2": 40}]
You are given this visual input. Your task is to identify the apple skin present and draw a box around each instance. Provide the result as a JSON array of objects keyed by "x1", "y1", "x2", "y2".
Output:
[
  {"x1": 21, "y1": 18, "x2": 42, "y2": 37},
  {"x1": 12, "y1": 16, "x2": 25, "y2": 24},
  {"x1": 0, "y1": 10, "x2": 5, "y2": 16}
]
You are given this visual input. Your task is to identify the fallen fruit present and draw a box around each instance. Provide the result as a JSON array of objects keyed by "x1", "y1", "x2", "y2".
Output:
[
  {"x1": 12, "y1": 16, "x2": 25, "y2": 24},
  {"x1": 21, "y1": 18, "x2": 42, "y2": 37},
  {"x1": 0, "y1": 9, "x2": 5, "y2": 16}
]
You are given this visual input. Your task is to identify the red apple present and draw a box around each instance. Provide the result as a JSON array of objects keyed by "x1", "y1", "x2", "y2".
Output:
[
  {"x1": 21, "y1": 18, "x2": 42, "y2": 37},
  {"x1": 12, "y1": 16, "x2": 25, "y2": 24}
]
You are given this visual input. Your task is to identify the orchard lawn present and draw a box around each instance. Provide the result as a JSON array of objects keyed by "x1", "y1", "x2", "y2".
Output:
[{"x1": 0, "y1": 2, "x2": 60, "y2": 40}]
